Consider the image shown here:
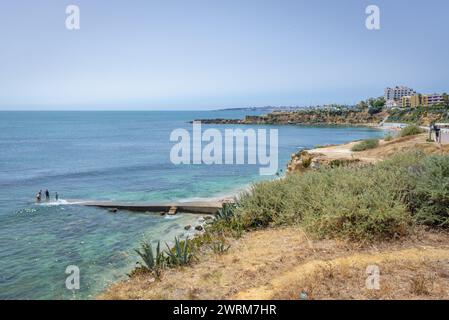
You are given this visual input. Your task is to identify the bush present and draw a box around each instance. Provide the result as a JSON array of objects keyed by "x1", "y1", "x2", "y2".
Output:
[
  {"x1": 235, "y1": 180, "x2": 289, "y2": 228},
  {"x1": 399, "y1": 125, "x2": 424, "y2": 137},
  {"x1": 406, "y1": 155, "x2": 449, "y2": 227},
  {"x1": 216, "y1": 203, "x2": 236, "y2": 222},
  {"x1": 351, "y1": 139, "x2": 379, "y2": 152},
  {"x1": 368, "y1": 105, "x2": 383, "y2": 115},
  {"x1": 384, "y1": 134, "x2": 394, "y2": 142},
  {"x1": 232, "y1": 152, "x2": 449, "y2": 242}
]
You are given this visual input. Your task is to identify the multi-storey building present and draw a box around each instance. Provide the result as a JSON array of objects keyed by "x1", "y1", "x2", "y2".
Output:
[
  {"x1": 426, "y1": 94, "x2": 445, "y2": 106},
  {"x1": 402, "y1": 96, "x2": 412, "y2": 108},
  {"x1": 402, "y1": 93, "x2": 446, "y2": 108},
  {"x1": 384, "y1": 86, "x2": 416, "y2": 101}
]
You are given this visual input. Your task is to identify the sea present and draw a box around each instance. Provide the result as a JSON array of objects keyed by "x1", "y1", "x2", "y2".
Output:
[{"x1": 0, "y1": 110, "x2": 387, "y2": 299}]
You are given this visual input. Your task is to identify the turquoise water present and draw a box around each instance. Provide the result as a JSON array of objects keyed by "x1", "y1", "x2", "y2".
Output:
[{"x1": 0, "y1": 111, "x2": 386, "y2": 299}]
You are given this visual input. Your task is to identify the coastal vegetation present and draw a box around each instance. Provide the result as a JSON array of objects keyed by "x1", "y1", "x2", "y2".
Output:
[
  {"x1": 398, "y1": 124, "x2": 424, "y2": 137},
  {"x1": 132, "y1": 237, "x2": 195, "y2": 278},
  {"x1": 134, "y1": 241, "x2": 165, "y2": 278},
  {"x1": 198, "y1": 148, "x2": 447, "y2": 249},
  {"x1": 350, "y1": 138, "x2": 379, "y2": 152},
  {"x1": 107, "y1": 133, "x2": 449, "y2": 300},
  {"x1": 232, "y1": 151, "x2": 449, "y2": 241},
  {"x1": 387, "y1": 105, "x2": 449, "y2": 125}
]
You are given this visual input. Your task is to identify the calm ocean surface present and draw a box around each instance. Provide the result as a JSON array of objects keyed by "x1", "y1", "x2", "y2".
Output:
[{"x1": 0, "y1": 111, "x2": 386, "y2": 299}]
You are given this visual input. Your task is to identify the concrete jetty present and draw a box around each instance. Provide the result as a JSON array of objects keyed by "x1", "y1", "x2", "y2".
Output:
[{"x1": 68, "y1": 199, "x2": 224, "y2": 214}]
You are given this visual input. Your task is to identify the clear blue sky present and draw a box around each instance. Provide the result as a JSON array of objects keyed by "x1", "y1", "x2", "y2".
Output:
[{"x1": 0, "y1": 0, "x2": 448, "y2": 110}]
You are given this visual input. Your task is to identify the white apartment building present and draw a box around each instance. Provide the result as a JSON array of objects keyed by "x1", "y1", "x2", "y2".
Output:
[{"x1": 384, "y1": 86, "x2": 416, "y2": 101}]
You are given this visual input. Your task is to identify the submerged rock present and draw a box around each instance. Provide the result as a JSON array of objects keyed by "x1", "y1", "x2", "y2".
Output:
[
  {"x1": 184, "y1": 225, "x2": 192, "y2": 230},
  {"x1": 195, "y1": 225, "x2": 204, "y2": 231}
]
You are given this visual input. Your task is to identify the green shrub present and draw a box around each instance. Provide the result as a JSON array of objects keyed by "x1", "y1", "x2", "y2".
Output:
[
  {"x1": 384, "y1": 134, "x2": 394, "y2": 142},
  {"x1": 351, "y1": 139, "x2": 379, "y2": 152},
  {"x1": 406, "y1": 155, "x2": 449, "y2": 227},
  {"x1": 235, "y1": 180, "x2": 289, "y2": 228},
  {"x1": 216, "y1": 203, "x2": 236, "y2": 222},
  {"x1": 368, "y1": 105, "x2": 383, "y2": 115},
  {"x1": 232, "y1": 152, "x2": 449, "y2": 242},
  {"x1": 399, "y1": 125, "x2": 424, "y2": 137}
]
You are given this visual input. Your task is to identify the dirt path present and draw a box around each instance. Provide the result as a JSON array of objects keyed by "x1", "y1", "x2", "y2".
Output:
[{"x1": 303, "y1": 134, "x2": 449, "y2": 167}]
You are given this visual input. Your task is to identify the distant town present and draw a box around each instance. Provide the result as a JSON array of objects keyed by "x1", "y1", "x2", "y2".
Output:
[{"x1": 219, "y1": 86, "x2": 449, "y2": 112}]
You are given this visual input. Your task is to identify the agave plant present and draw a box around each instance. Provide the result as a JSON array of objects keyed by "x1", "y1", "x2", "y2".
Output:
[
  {"x1": 210, "y1": 240, "x2": 231, "y2": 255},
  {"x1": 165, "y1": 237, "x2": 194, "y2": 267},
  {"x1": 216, "y1": 203, "x2": 236, "y2": 222},
  {"x1": 134, "y1": 240, "x2": 165, "y2": 278}
]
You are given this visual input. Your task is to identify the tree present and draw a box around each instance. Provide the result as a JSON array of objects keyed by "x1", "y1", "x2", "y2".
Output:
[
  {"x1": 368, "y1": 105, "x2": 383, "y2": 115},
  {"x1": 443, "y1": 93, "x2": 449, "y2": 107},
  {"x1": 373, "y1": 97, "x2": 386, "y2": 108}
]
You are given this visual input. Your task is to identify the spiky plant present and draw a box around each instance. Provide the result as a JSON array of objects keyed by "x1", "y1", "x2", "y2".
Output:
[
  {"x1": 210, "y1": 240, "x2": 231, "y2": 255},
  {"x1": 165, "y1": 237, "x2": 194, "y2": 267},
  {"x1": 134, "y1": 240, "x2": 165, "y2": 278},
  {"x1": 216, "y1": 203, "x2": 236, "y2": 222}
]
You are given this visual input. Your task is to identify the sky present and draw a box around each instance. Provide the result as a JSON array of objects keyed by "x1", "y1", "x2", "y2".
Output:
[{"x1": 0, "y1": 0, "x2": 448, "y2": 110}]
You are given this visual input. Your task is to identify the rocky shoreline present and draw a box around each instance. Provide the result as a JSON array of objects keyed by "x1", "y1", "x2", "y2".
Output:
[{"x1": 193, "y1": 109, "x2": 387, "y2": 126}]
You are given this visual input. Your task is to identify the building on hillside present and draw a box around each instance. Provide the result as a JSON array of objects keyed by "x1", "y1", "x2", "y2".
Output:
[
  {"x1": 425, "y1": 93, "x2": 445, "y2": 106},
  {"x1": 402, "y1": 93, "x2": 447, "y2": 108},
  {"x1": 384, "y1": 86, "x2": 416, "y2": 101},
  {"x1": 402, "y1": 96, "x2": 412, "y2": 108}
]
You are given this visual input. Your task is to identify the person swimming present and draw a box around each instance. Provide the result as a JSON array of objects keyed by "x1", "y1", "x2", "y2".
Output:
[
  {"x1": 36, "y1": 191, "x2": 42, "y2": 202},
  {"x1": 55, "y1": 192, "x2": 59, "y2": 201},
  {"x1": 45, "y1": 189, "x2": 50, "y2": 201}
]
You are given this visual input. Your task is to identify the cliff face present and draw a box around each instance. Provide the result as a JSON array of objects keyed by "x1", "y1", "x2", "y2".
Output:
[
  {"x1": 287, "y1": 133, "x2": 449, "y2": 175},
  {"x1": 247, "y1": 110, "x2": 386, "y2": 125},
  {"x1": 197, "y1": 109, "x2": 386, "y2": 126},
  {"x1": 386, "y1": 107, "x2": 449, "y2": 126}
]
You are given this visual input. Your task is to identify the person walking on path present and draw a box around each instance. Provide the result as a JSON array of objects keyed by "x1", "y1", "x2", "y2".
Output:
[{"x1": 434, "y1": 124, "x2": 441, "y2": 144}]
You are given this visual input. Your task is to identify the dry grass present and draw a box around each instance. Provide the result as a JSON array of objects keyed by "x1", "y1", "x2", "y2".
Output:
[
  {"x1": 100, "y1": 227, "x2": 449, "y2": 300},
  {"x1": 361, "y1": 133, "x2": 449, "y2": 159},
  {"x1": 265, "y1": 249, "x2": 449, "y2": 300},
  {"x1": 305, "y1": 133, "x2": 449, "y2": 166}
]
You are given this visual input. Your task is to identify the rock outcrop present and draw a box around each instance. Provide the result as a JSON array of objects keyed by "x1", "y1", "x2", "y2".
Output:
[{"x1": 195, "y1": 109, "x2": 386, "y2": 126}]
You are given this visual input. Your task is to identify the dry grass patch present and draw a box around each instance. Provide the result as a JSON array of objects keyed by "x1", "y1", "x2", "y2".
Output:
[{"x1": 100, "y1": 227, "x2": 449, "y2": 300}]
